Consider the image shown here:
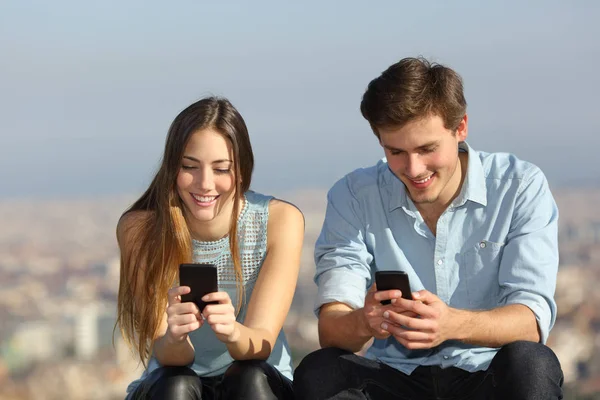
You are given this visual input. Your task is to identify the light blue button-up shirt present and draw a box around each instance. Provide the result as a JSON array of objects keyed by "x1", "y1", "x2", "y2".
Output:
[{"x1": 314, "y1": 142, "x2": 559, "y2": 374}]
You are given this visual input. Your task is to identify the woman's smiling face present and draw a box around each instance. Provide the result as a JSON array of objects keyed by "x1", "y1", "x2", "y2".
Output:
[{"x1": 176, "y1": 128, "x2": 237, "y2": 228}]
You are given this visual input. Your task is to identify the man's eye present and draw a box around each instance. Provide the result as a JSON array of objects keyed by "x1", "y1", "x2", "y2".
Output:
[{"x1": 420, "y1": 147, "x2": 437, "y2": 154}]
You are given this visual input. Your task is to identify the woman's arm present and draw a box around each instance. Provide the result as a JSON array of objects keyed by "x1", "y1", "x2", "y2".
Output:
[
  {"x1": 203, "y1": 199, "x2": 305, "y2": 360},
  {"x1": 152, "y1": 315, "x2": 196, "y2": 366},
  {"x1": 117, "y1": 211, "x2": 197, "y2": 366}
]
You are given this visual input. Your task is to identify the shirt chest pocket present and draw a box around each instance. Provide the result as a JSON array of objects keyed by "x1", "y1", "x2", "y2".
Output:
[{"x1": 461, "y1": 240, "x2": 504, "y2": 308}]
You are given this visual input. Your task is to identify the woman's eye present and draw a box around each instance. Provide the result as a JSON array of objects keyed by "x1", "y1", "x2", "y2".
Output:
[
  {"x1": 215, "y1": 169, "x2": 231, "y2": 174},
  {"x1": 181, "y1": 165, "x2": 196, "y2": 170}
]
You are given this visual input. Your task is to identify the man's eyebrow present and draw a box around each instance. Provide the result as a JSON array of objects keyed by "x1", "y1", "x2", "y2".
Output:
[
  {"x1": 383, "y1": 141, "x2": 439, "y2": 152},
  {"x1": 415, "y1": 141, "x2": 439, "y2": 150},
  {"x1": 382, "y1": 144, "x2": 401, "y2": 152}
]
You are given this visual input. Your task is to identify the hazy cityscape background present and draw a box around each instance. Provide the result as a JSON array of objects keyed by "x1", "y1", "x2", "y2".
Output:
[{"x1": 1, "y1": 1, "x2": 599, "y2": 399}]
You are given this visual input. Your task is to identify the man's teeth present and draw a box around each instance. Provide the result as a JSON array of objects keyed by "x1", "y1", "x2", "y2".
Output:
[
  {"x1": 413, "y1": 175, "x2": 432, "y2": 184},
  {"x1": 192, "y1": 194, "x2": 217, "y2": 202}
]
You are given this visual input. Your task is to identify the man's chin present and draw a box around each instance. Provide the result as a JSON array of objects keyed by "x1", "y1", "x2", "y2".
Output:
[{"x1": 408, "y1": 191, "x2": 438, "y2": 205}]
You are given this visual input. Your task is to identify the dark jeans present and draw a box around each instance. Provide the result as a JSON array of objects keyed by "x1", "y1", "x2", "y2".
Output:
[
  {"x1": 294, "y1": 341, "x2": 564, "y2": 400},
  {"x1": 127, "y1": 360, "x2": 293, "y2": 400}
]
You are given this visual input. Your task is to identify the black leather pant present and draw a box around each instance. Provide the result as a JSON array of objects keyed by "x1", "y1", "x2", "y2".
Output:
[{"x1": 127, "y1": 360, "x2": 293, "y2": 400}]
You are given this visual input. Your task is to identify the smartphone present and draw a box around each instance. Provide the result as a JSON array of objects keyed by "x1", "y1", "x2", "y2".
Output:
[
  {"x1": 179, "y1": 263, "x2": 219, "y2": 312},
  {"x1": 375, "y1": 270, "x2": 412, "y2": 305}
]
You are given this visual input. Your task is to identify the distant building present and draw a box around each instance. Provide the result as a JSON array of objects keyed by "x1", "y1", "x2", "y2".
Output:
[{"x1": 74, "y1": 303, "x2": 99, "y2": 360}]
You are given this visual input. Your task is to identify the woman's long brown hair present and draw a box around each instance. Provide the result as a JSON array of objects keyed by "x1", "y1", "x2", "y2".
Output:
[{"x1": 115, "y1": 97, "x2": 254, "y2": 366}]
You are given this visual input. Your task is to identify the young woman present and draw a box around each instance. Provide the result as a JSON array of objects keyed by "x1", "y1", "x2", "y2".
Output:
[{"x1": 116, "y1": 97, "x2": 304, "y2": 400}]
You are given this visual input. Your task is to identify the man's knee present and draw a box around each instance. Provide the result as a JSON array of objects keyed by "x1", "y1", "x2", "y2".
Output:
[
  {"x1": 491, "y1": 340, "x2": 564, "y2": 398},
  {"x1": 294, "y1": 347, "x2": 352, "y2": 383},
  {"x1": 495, "y1": 341, "x2": 561, "y2": 374}
]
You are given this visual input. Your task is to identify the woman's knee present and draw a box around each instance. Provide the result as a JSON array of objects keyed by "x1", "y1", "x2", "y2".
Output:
[
  {"x1": 132, "y1": 366, "x2": 202, "y2": 400},
  {"x1": 221, "y1": 360, "x2": 292, "y2": 400}
]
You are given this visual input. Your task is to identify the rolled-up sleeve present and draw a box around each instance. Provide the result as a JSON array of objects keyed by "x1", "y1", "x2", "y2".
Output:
[
  {"x1": 314, "y1": 177, "x2": 373, "y2": 315},
  {"x1": 498, "y1": 167, "x2": 559, "y2": 343}
]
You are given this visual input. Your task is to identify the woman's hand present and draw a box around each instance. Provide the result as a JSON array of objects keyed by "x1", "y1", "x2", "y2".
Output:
[
  {"x1": 201, "y1": 291, "x2": 240, "y2": 344},
  {"x1": 165, "y1": 286, "x2": 203, "y2": 343}
]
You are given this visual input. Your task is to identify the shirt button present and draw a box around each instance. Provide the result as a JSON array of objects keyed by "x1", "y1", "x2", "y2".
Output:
[
  {"x1": 479, "y1": 241, "x2": 486, "y2": 248},
  {"x1": 437, "y1": 259, "x2": 443, "y2": 266},
  {"x1": 443, "y1": 355, "x2": 449, "y2": 360}
]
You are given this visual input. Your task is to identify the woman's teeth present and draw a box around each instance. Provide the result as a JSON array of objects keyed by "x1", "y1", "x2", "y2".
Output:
[{"x1": 192, "y1": 194, "x2": 217, "y2": 202}]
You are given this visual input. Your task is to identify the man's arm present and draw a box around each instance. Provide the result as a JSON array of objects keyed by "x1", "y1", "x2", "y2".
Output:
[
  {"x1": 314, "y1": 176, "x2": 391, "y2": 350},
  {"x1": 319, "y1": 286, "x2": 404, "y2": 352},
  {"x1": 383, "y1": 293, "x2": 539, "y2": 349},
  {"x1": 495, "y1": 167, "x2": 559, "y2": 344},
  {"x1": 318, "y1": 303, "x2": 373, "y2": 353},
  {"x1": 454, "y1": 304, "x2": 539, "y2": 346}
]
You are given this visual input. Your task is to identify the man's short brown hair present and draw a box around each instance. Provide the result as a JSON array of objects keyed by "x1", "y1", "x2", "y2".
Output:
[{"x1": 360, "y1": 57, "x2": 467, "y2": 137}]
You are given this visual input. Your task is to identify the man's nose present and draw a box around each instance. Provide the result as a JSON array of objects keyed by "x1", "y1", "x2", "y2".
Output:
[{"x1": 405, "y1": 154, "x2": 426, "y2": 179}]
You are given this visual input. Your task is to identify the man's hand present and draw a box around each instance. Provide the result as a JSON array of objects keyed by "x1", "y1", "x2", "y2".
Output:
[
  {"x1": 362, "y1": 284, "x2": 419, "y2": 340},
  {"x1": 362, "y1": 284, "x2": 395, "y2": 339},
  {"x1": 381, "y1": 290, "x2": 460, "y2": 350}
]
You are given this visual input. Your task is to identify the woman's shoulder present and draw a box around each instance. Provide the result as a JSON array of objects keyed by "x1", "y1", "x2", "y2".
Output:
[
  {"x1": 117, "y1": 210, "x2": 153, "y2": 243},
  {"x1": 245, "y1": 191, "x2": 303, "y2": 218},
  {"x1": 267, "y1": 197, "x2": 305, "y2": 231},
  {"x1": 243, "y1": 190, "x2": 272, "y2": 208},
  {"x1": 263, "y1": 197, "x2": 304, "y2": 251}
]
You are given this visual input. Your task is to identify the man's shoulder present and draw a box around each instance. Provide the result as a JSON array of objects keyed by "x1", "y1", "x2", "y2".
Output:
[
  {"x1": 476, "y1": 148, "x2": 543, "y2": 183},
  {"x1": 328, "y1": 160, "x2": 387, "y2": 200}
]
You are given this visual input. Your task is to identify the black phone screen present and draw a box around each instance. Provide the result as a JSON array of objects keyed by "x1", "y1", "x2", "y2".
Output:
[
  {"x1": 179, "y1": 263, "x2": 219, "y2": 311},
  {"x1": 374, "y1": 271, "x2": 412, "y2": 304}
]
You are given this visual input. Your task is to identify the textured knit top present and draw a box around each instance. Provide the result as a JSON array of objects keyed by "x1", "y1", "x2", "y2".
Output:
[{"x1": 127, "y1": 191, "x2": 294, "y2": 394}]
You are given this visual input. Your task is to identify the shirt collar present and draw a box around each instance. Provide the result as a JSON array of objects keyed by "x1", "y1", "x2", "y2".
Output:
[
  {"x1": 455, "y1": 141, "x2": 487, "y2": 207},
  {"x1": 380, "y1": 160, "x2": 409, "y2": 212},
  {"x1": 383, "y1": 141, "x2": 487, "y2": 213}
]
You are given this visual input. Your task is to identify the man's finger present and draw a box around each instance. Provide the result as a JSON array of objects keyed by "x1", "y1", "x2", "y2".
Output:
[
  {"x1": 373, "y1": 289, "x2": 403, "y2": 302},
  {"x1": 384, "y1": 310, "x2": 434, "y2": 331},
  {"x1": 411, "y1": 290, "x2": 436, "y2": 304},
  {"x1": 392, "y1": 297, "x2": 437, "y2": 318}
]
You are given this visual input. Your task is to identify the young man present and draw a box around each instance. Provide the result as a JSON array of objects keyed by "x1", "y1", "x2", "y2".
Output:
[{"x1": 294, "y1": 57, "x2": 563, "y2": 399}]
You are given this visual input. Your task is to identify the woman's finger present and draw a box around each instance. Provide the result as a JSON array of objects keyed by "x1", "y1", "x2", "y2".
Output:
[
  {"x1": 168, "y1": 286, "x2": 191, "y2": 306},
  {"x1": 202, "y1": 291, "x2": 232, "y2": 304}
]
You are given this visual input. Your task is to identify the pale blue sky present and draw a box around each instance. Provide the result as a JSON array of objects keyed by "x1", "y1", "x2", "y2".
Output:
[{"x1": 1, "y1": 1, "x2": 598, "y2": 198}]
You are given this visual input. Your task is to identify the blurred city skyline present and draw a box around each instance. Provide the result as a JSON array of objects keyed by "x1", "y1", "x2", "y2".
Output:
[{"x1": 1, "y1": 1, "x2": 599, "y2": 200}]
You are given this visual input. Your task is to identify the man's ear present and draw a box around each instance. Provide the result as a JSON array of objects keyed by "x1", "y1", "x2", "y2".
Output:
[{"x1": 456, "y1": 114, "x2": 468, "y2": 142}]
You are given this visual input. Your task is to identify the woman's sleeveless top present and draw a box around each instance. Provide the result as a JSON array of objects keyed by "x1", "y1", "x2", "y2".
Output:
[{"x1": 127, "y1": 191, "x2": 294, "y2": 394}]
